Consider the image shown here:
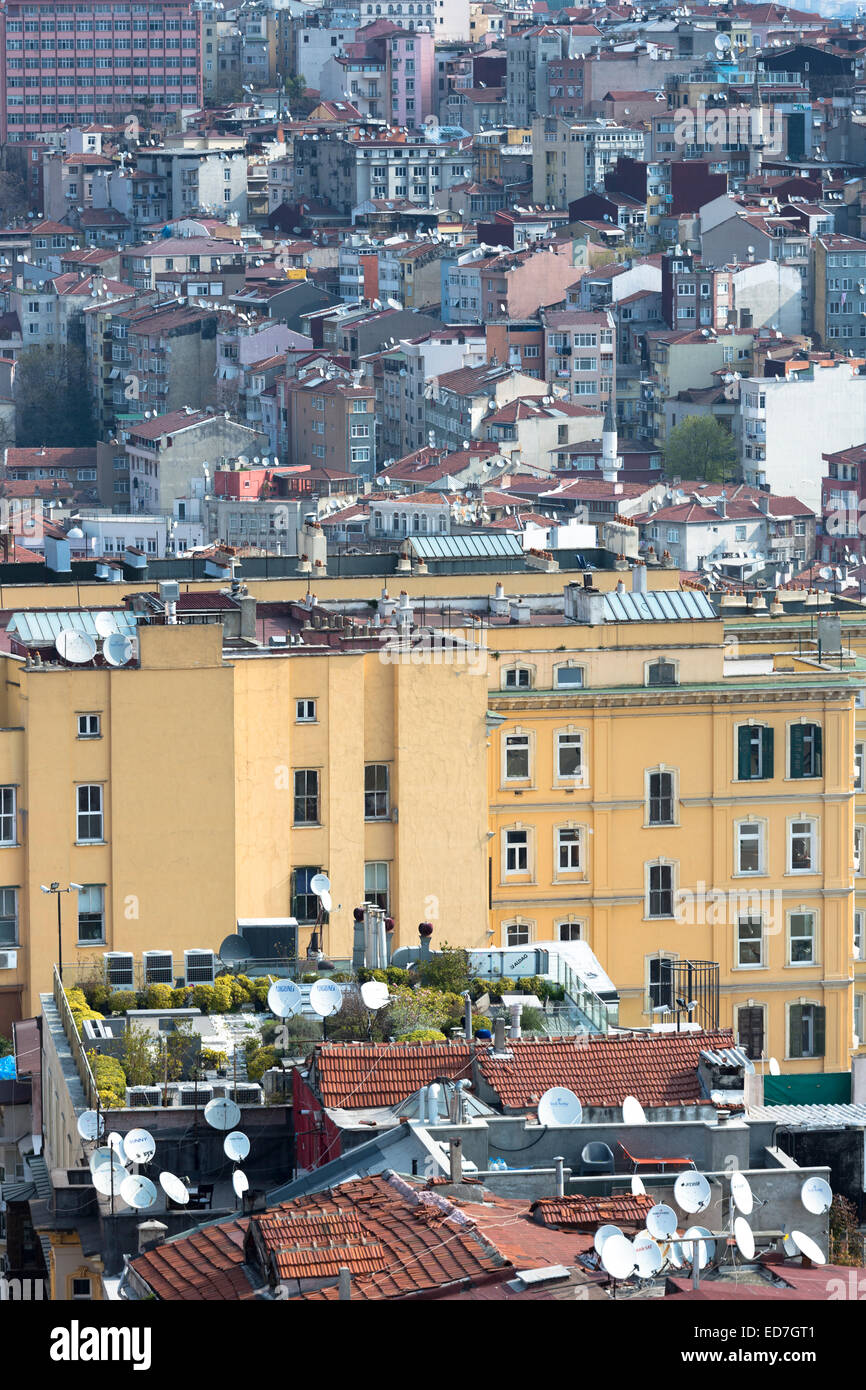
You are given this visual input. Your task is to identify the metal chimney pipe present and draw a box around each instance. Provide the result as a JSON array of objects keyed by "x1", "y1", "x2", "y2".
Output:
[
  {"x1": 494, "y1": 1016, "x2": 507, "y2": 1051},
  {"x1": 428, "y1": 1082, "x2": 440, "y2": 1124},
  {"x1": 449, "y1": 1137, "x2": 463, "y2": 1184},
  {"x1": 464, "y1": 993, "x2": 473, "y2": 1041},
  {"x1": 338, "y1": 1267, "x2": 352, "y2": 1301},
  {"x1": 508, "y1": 1003, "x2": 522, "y2": 1040},
  {"x1": 554, "y1": 1156, "x2": 565, "y2": 1198}
]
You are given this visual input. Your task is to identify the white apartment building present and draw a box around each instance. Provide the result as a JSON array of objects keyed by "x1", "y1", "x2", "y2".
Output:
[
  {"x1": 531, "y1": 116, "x2": 647, "y2": 206},
  {"x1": 356, "y1": 0, "x2": 470, "y2": 41}
]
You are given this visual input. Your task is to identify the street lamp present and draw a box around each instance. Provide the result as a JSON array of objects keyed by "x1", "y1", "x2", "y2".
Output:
[{"x1": 40, "y1": 882, "x2": 84, "y2": 982}]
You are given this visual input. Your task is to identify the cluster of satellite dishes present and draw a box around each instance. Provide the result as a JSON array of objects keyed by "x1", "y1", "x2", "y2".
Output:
[
  {"x1": 536, "y1": 1087, "x2": 647, "y2": 1129},
  {"x1": 54, "y1": 614, "x2": 136, "y2": 669}
]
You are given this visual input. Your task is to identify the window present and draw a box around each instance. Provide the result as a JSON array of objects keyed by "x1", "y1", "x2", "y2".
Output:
[
  {"x1": 504, "y1": 733, "x2": 530, "y2": 781},
  {"x1": 788, "y1": 1002, "x2": 825, "y2": 1058},
  {"x1": 505, "y1": 829, "x2": 528, "y2": 874},
  {"x1": 646, "y1": 659, "x2": 676, "y2": 687},
  {"x1": 71, "y1": 1278, "x2": 92, "y2": 1299},
  {"x1": 505, "y1": 920, "x2": 530, "y2": 946},
  {"x1": 0, "y1": 787, "x2": 15, "y2": 845},
  {"x1": 648, "y1": 953, "x2": 675, "y2": 1009},
  {"x1": 556, "y1": 730, "x2": 583, "y2": 780},
  {"x1": 737, "y1": 1005, "x2": 765, "y2": 1060},
  {"x1": 557, "y1": 920, "x2": 583, "y2": 942},
  {"x1": 78, "y1": 713, "x2": 100, "y2": 738},
  {"x1": 857, "y1": 825, "x2": 865, "y2": 876},
  {"x1": 647, "y1": 770, "x2": 674, "y2": 825},
  {"x1": 503, "y1": 665, "x2": 531, "y2": 689},
  {"x1": 788, "y1": 910, "x2": 816, "y2": 965},
  {"x1": 856, "y1": 910, "x2": 864, "y2": 960},
  {"x1": 78, "y1": 885, "x2": 104, "y2": 943},
  {"x1": 556, "y1": 826, "x2": 582, "y2": 872},
  {"x1": 855, "y1": 993, "x2": 865, "y2": 1046},
  {"x1": 76, "y1": 784, "x2": 103, "y2": 842},
  {"x1": 856, "y1": 743, "x2": 865, "y2": 791},
  {"x1": 293, "y1": 769, "x2": 319, "y2": 825},
  {"x1": 737, "y1": 724, "x2": 773, "y2": 780},
  {"x1": 292, "y1": 866, "x2": 324, "y2": 922},
  {"x1": 647, "y1": 862, "x2": 674, "y2": 917},
  {"x1": 736, "y1": 915, "x2": 764, "y2": 967},
  {"x1": 364, "y1": 764, "x2": 389, "y2": 819},
  {"x1": 789, "y1": 818, "x2": 817, "y2": 873},
  {"x1": 736, "y1": 821, "x2": 764, "y2": 875},
  {"x1": 0, "y1": 889, "x2": 17, "y2": 947},
  {"x1": 554, "y1": 663, "x2": 584, "y2": 688},
  {"x1": 789, "y1": 722, "x2": 822, "y2": 778},
  {"x1": 296, "y1": 699, "x2": 316, "y2": 722},
  {"x1": 364, "y1": 860, "x2": 389, "y2": 910}
]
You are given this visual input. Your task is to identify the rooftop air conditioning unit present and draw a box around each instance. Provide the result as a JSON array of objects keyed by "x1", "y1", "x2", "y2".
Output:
[
  {"x1": 143, "y1": 950, "x2": 173, "y2": 985},
  {"x1": 0, "y1": 949, "x2": 18, "y2": 970},
  {"x1": 177, "y1": 1085, "x2": 214, "y2": 1107},
  {"x1": 104, "y1": 951, "x2": 135, "y2": 989},
  {"x1": 184, "y1": 949, "x2": 215, "y2": 984},
  {"x1": 125, "y1": 1086, "x2": 162, "y2": 1107},
  {"x1": 227, "y1": 1083, "x2": 263, "y2": 1106}
]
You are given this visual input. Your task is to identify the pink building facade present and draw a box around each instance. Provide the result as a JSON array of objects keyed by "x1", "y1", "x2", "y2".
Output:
[
  {"x1": 0, "y1": 0, "x2": 202, "y2": 143},
  {"x1": 389, "y1": 29, "x2": 434, "y2": 129}
]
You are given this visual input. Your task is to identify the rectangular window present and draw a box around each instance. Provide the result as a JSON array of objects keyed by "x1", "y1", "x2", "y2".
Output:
[
  {"x1": 790, "y1": 723, "x2": 822, "y2": 778},
  {"x1": 737, "y1": 915, "x2": 764, "y2": 967},
  {"x1": 0, "y1": 889, "x2": 18, "y2": 947},
  {"x1": 505, "y1": 830, "x2": 528, "y2": 874},
  {"x1": 557, "y1": 921, "x2": 583, "y2": 942},
  {"x1": 736, "y1": 822, "x2": 763, "y2": 874},
  {"x1": 296, "y1": 699, "x2": 316, "y2": 722},
  {"x1": 556, "y1": 827, "x2": 582, "y2": 872},
  {"x1": 78, "y1": 885, "x2": 105, "y2": 943},
  {"x1": 0, "y1": 787, "x2": 16, "y2": 845},
  {"x1": 648, "y1": 771, "x2": 674, "y2": 825},
  {"x1": 78, "y1": 713, "x2": 100, "y2": 738},
  {"x1": 737, "y1": 1005, "x2": 764, "y2": 1060},
  {"x1": 555, "y1": 665, "x2": 584, "y2": 689},
  {"x1": 647, "y1": 864, "x2": 673, "y2": 917},
  {"x1": 291, "y1": 866, "x2": 323, "y2": 923},
  {"x1": 76, "y1": 784, "x2": 103, "y2": 842},
  {"x1": 503, "y1": 666, "x2": 530, "y2": 689},
  {"x1": 856, "y1": 909, "x2": 864, "y2": 960},
  {"x1": 505, "y1": 734, "x2": 530, "y2": 781},
  {"x1": 364, "y1": 860, "x2": 389, "y2": 910},
  {"x1": 364, "y1": 764, "x2": 389, "y2": 819},
  {"x1": 506, "y1": 921, "x2": 530, "y2": 947},
  {"x1": 293, "y1": 769, "x2": 319, "y2": 826},
  {"x1": 789, "y1": 911, "x2": 816, "y2": 965},
  {"x1": 788, "y1": 1003, "x2": 825, "y2": 1058},
  {"x1": 556, "y1": 731, "x2": 583, "y2": 779},
  {"x1": 789, "y1": 819, "x2": 816, "y2": 872},
  {"x1": 856, "y1": 743, "x2": 864, "y2": 792},
  {"x1": 738, "y1": 724, "x2": 773, "y2": 780},
  {"x1": 648, "y1": 955, "x2": 674, "y2": 1009}
]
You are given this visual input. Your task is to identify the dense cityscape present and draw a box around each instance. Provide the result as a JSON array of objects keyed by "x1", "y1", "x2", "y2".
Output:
[{"x1": 0, "y1": 0, "x2": 864, "y2": 1345}]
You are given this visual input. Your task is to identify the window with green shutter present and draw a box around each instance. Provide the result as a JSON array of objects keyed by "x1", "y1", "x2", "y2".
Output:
[
  {"x1": 737, "y1": 724, "x2": 773, "y2": 780},
  {"x1": 788, "y1": 1003, "x2": 825, "y2": 1058},
  {"x1": 790, "y1": 723, "x2": 822, "y2": 778}
]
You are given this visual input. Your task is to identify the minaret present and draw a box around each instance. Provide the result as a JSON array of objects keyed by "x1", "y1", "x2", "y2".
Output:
[{"x1": 601, "y1": 398, "x2": 620, "y2": 482}]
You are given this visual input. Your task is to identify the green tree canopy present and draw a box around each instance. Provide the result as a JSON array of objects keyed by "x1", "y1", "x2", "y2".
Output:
[
  {"x1": 663, "y1": 414, "x2": 738, "y2": 484},
  {"x1": 14, "y1": 344, "x2": 96, "y2": 447}
]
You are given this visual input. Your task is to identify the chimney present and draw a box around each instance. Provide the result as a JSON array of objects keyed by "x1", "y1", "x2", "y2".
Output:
[
  {"x1": 716, "y1": 493, "x2": 727, "y2": 518},
  {"x1": 509, "y1": 1002, "x2": 522, "y2": 1040},
  {"x1": 564, "y1": 581, "x2": 605, "y2": 625},
  {"x1": 338, "y1": 1267, "x2": 352, "y2": 1301},
  {"x1": 758, "y1": 492, "x2": 770, "y2": 515},
  {"x1": 449, "y1": 1137, "x2": 463, "y2": 1184},
  {"x1": 491, "y1": 581, "x2": 509, "y2": 617},
  {"x1": 494, "y1": 1016, "x2": 507, "y2": 1051},
  {"x1": 137, "y1": 1220, "x2": 167, "y2": 1254}
]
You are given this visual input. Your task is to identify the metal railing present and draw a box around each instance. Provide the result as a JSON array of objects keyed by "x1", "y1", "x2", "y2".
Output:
[
  {"x1": 545, "y1": 954, "x2": 611, "y2": 1035},
  {"x1": 53, "y1": 966, "x2": 97, "y2": 1109}
]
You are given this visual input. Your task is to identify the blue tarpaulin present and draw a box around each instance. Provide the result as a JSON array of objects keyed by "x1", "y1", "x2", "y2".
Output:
[{"x1": 0, "y1": 1055, "x2": 16, "y2": 1079}]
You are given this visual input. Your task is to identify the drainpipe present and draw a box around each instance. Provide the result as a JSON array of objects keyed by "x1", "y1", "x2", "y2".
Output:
[{"x1": 463, "y1": 992, "x2": 473, "y2": 1041}]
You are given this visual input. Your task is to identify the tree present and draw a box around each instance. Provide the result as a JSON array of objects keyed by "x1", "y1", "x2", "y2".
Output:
[
  {"x1": 417, "y1": 944, "x2": 471, "y2": 996},
  {"x1": 663, "y1": 414, "x2": 738, "y2": 484},
  {"x1": 121, "y1": 1027, "x2": 156, "y2": 1088},
  {"x1": 14, "y1": 344, "x2": 96, "y2": 447},
  {"x1": 0, "y1": 170, "x2": 30, "y2": 220},
  {"x1": 285, "y1": 73, "x2": 307, "y2": 105}
]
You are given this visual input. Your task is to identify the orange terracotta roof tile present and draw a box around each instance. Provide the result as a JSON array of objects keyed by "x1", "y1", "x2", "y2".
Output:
[
  {"x1": 530, "y1": 1193, "x2": 654, "y2": 1229},
  {"x1": 311, "y1": 1041, "x2": 474, "y2": 1108}
]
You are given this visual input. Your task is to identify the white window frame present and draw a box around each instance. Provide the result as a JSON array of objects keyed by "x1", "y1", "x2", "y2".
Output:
[
  {"x1": 734, "y1": 818, "x2": 766, "y2": 876},
  {"x1": 78, "y1": 712, "x2": 101, "y2": 739},
  {"x1": 736, "y1": 913, "x2": 765, "y2": 969},
  {"x1": 503, "y1": 728, "x2": 532, "y2": 783},
  {"x1": 787, "y1": 908, "x2": 817, "y2": 966},
  {"x1": 76, "y1": 784, "x2": 104, "y2": 844},
  {"x1": 645, "y1": 859, "x2": 676, "y2": 919},
  {"x1": 503, "y1": 826, "x2": 530, "y2": 877},
  {"x1": 554, "y1": 824, "x2": 584, "y2": 877},
  {"x1": 503, "y1": 918, "x2": 532, "y2": 947},
  {"x1": 77, "y1": 884, "x2": 105, "y2": 945},
  {"x1": 787, "y1": 816, "x2": 818, "y2": 874},
  {"x1": 554, "y1": 726, "x2": 585, "y2": 784},
  {"x1": 502, "y1": 664, "x2": 533, "y2": 690},
  {"x1": 296, "y1": 698, "x2": 316, "y2": 723},
  {"x1": 0, "y1": 787, "x2": 16, "y2": 846},
  {"x1": 644, "y1": 657, "x2": 678, "y2": 688},
  {"x1": 855, "y1": 908, "x2": 864, "y2": 960},
  {"x1": 553, "y1": 661, "x2": 585, "y2": 689},
  {"x1": 645, "y1": 766, "x2": 677, "y2": 826}
]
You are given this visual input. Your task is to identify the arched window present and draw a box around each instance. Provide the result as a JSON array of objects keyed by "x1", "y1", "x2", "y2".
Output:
[{"x1": 646, "y1": 658, "x2": 677, "y2": 687}]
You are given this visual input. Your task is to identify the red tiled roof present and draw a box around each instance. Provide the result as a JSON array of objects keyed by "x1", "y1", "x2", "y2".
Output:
[
  {"x1": 311, "y1": 1041, "x2": 474, "y2": 1108},
  {"x1": 131, "y1": 1218, "x2": 253, "y2": 1301},
  {"x1": 530, "y1": 1193, "x2": 654, "y2": 1229}
]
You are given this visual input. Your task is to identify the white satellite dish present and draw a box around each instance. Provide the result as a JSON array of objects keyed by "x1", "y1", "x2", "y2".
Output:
[
  {"x1": 204, "y1": 1096, "x2": 241, "y2": 1131},
  {"x1": 318, "y1": 889, "x2": 332, "y2": 913},
  {"x1": 537, "y1": 1087, "x2": 583, "y2": 1127},
  {"x1": 600, "y1": 1233, "x2": 637, "y2": 1280},
  {"x1": 232, "y1": 1169, "x2": 249, "y2": 1198},
  {"x1": 310, "y1": 873, "x2": 331, "y2": 895},
  {"x1": 106, "y1": 1132, "x2": 129, "y2": 1165},
  {"x1": 77, "y1": 1110, "x2": 105, "y2": 1142},
  {"x1": 674, "y1": 1171, "x2": 711, "y2": 1214},
  {"x1": 593, "y1": 1224, "x2": 623, "y2": 1256},
  {"x1": 631, "y1": 1175, "x2": 646, "y2": 1196},
  {"x1": 224, "y1": 1131, "x2": 250, "y2": 1162},
  {"x1": 633, "y1": 1233, "x2": 663, "y2": 1278},
  {"x1": 622, "y1": 1095, "x2": 646, "y2": 1125},
  {"x1": 734, "y1": 1216, "x2": 755, "y2": 1260},
  {"x1": 309, "y1": 980, "x2": 343, "y2": 1018},
  {"x1": 360, "y1": 980, "x2": 389, "y2": 1010},
  {"x1": 92, "y1": 1163, "x2": 127, "y2": 1196},
  {"x1": 730, "y1": 1171, "x2": 753, "y2": 1216},
  {"x1": 103, "y1": 633, "x2": 134, "y2": 667},
  {"x1": 120, "y1": 1175, "x2": 158, "y2": 1210},
  {"x1": 159, "y1": 1171, "x2": 190, "y2": 1206},
  {"x1": 89, "y1": 1146, "x2": 118, "y2": 1174},
  {"x1": 791, "y1": 1230, "x2": 826, "y2": 1264},
  {"x1": 781, "y1": 1228, "x2": 799, "y2": 1257},
  {"x1": 124, "y1": 1128, "x2": 156, "y2": 1165},
  {"x1": 646, "y1": 1203, "x2": 678, "y2": 1241},
  {"x1": 768, "y1": 1057, "x2": 781, "y2": 1075},
  {"x1": 801, "y1": 1176, "x2": 833, "y2": 1215},
  {"x1": 94, "y1": 612, "x2": 117, "y2": 637},
  {"x1": 665, "y1": 1240, "x2": 685, "y2": 1269},
  {"x1": 267, "y1": 979, "x2": 302, "y2": 1018},
  {"x1": 682, "y1": 1226, "x2": 715, "y2": 1269},
  {"x1": 56, "y1": 630, "x2": 97, "y2": 664}
]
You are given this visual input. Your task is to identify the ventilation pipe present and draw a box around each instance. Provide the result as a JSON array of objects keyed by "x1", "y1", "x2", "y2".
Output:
[
  {"x1": 509, "y1": 1003, "x2": 522, "y2": 1040},
  {"x1": 554, "y1": 1156, "x2": 565, "y2": 1198},
  {"x1": 463, "y1": 992, "x2": 473, "y2": 1041},
  {"x1": 632, "y1": 563, "x2": 648, "y2": 594},
  {"x1": 427, "y1": 1082, "x2": 440, "y2": 1125},
  {"x1": 449, "y1": 1137, "x2": 463, "y2": 1183},
  {"x1": 494, "y1": 1016, "x2": 507, "y2": 1052}
]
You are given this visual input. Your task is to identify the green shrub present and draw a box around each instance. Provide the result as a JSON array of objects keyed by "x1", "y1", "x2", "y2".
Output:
[
  {"x1": 329, "y1": 971, "x2": 353, "y2": 983},
  {"x1": 88, "y1": 1051, "x2": 127, "y2": 1108},
  {"x1": 246, "y1": 1045, "x2": 283, "y2": 1083},
  {"x1": 141, "y1": 983, "x2": 173, "y2": 1011},
  {"x1": 200, "y1": 1049, "x2": 228, "y2": 1071},
  {"x1": 472, "y1": 1016, "x2": 492, "y2": 1035},
  {"x1": 301, "y1": 973, "x2": 318, "y2": 984},
  {"x1": 211, "y1": 976, "x2": 234, "y2": 1013},
  {"x1": 520, "y1": 1007, "x2": 546, "y2": 1034},
  {"x1": 398, "y1": 1029, "x2": 447, "y2": 1042},
  {"x1": 81, "y1": 981, "x2": 114, "y2": 1012},
  {"x1": 190, "y1": 983, "x2": 216, "y2": 1014},
  {"x1": 384, "y1": 966, "x2": 410, "y2": 988},
  {"x1": 418, "y1": 945, "x2": 471, "y2": 996},
  {"x1": 170, "y1": 986, "x2": 192, "y2": 1008},
  {"x1": 356, "y1": 968, "x2": 388, "y2": 984},
  {"x1": 105, "y1": 990, "x2": 137, "y2": 1015}
]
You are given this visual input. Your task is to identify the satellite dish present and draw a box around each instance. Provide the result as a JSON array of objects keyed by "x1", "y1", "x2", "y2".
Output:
[
  {"x1": 120, "y1": 1175, "x2": 158, "y2": 1210},
  {"x1": 593, "y1": 1224, "x2": 623, "y2": 1256},
  {"x1": 646, "y1": 1204, "x2": 678, "y2": 1241},
  {"x1": 103, "y1": 634, "x2": 134, "y2": 667},
  {"x1": 310, "y1": 874, "x2": 331, "y2": 895},
  {"x1": 309, "y1": 980, "x2": 343, "y2": 1018},
  {"x1": 631, "y1": 1175, "x2": 646, "y2": 1196},
  {"x1": 622, "y1": 1095, "x2": 647, "y2": 1125},
  {"x1": 267, "y1": 979, "x2": 302, "y2": 1019},
  {"x1": 224, "y1": 1131, "x2": 250, "y2": 1162},
  {"x1": 633, "y1": 1232, "x2": 664, "y2": 1277},
  {"x1": 89, "y1": 1146, "x2": 119, "y2": 1174},
  {"x1": 124, "y1": 1128, "x2": 156, "y2": 1165},
  {"x1": 92, "y1": 1163, "x2": 127, "y2": 1196},
  {"x1": 56, "y1": 630, "x2": 97, "y2": 664},
  {"x1": 107, "y1": 1132, "x2": 129, "y2": 1165},
  {"x1": 781, "y1": 1229, "x2": 799, "y2": 1257},
  {"x1": 360, "y1": 980, "x2": 389, "y2": 1010},
  {"x1": 682, "y1": 1226, "x2": 715, "y2": 1269},
  {"x1": 219, "y1": 933, "x2": 252, "y2": 967},
  {"x1": 318, "y1": 889, "x2": 332, "y2": 913},
  {"x1": 600, "y1": 1233, "x2": 637, "y2": 1280},
  {"x1": 734, "y1": 1216, "x2": 755, "y2": 1260},
  {"x1": 537, "y1": 1087, "x2": 583, "y2": 1127},
  {"x1": 730, "y1": 1171, "x2": 754, "y2": 1216},
  {"x1": 768, "y1": 1057, "x2": 781, "y2": 1075},
  {"x1": 204, "y1": 1096, "x2": 241, "y2": 1131},
  {"x1": 791, "y1": 1230, "x2": 826, "y2": 1265},
  {"x1": 665, "y1": 1240, "x2": 685, "y2": 1269},
  {"x1": 674, "y1": 1171, "x2": 711, "y2": 1214},
  {"x1": 801, "y1": 1176, "x2": 833, "y2": 1215},
  {"x1": 232, "y1": 1169, "x2": 249, "y2": 1198},
  {"x1": 715, "y1": 31, "x2": 731, "y2": 50},
  {"x1": 77, "y1": 1110, "x2": 105, "y2": 1142},
  {"x1": 159, "y1": 1171, "x2": 190, "y2": 1206},
  {"x1": 94, "y1": 612, "x2": 117, "y2": 636}
]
